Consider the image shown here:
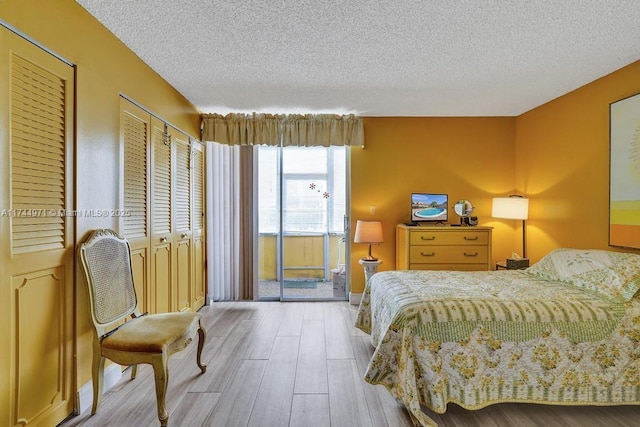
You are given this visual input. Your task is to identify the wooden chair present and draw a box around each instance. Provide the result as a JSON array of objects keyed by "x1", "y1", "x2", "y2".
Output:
[{"x1": 78, "y1": 229, "x2": 206, "y2": 426}]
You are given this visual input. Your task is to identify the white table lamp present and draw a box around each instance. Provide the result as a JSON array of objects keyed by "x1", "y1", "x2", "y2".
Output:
[
  {"x1": 354, "y1": 220, "x2": 383, "y2": 261},
  {"x1": 492, "y1": 195, "x2": 529, "y2": 258}
]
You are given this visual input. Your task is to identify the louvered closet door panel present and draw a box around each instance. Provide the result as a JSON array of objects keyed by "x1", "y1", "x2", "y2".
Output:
[
  {"x1": 122, "y1": 106, "x2": 148, "y2": 239},
  {"x1": 191, "y1": 142, "x2": 205, "y2": 310},
  {"x1": 173, "y1": 130, "x2": 191, "y2": 312},
  {"x1": 150, "y1": 117, "x2": 172, "y2": 313},
  {"x1": 0, "y1": 27, "x2": 74, "y2": 427},
  {"x1": 174, "y1": 133, "x2": 191, "y2": 232},
  {"x1": 119, "y1": 98, "x2": 150, "y2": 313},
  {"x1": 11, "y1": 54, "x2": 65, "y2": 253},
  {"x1": 152, "y1": 121, "x2": 171, "y2": 236}
]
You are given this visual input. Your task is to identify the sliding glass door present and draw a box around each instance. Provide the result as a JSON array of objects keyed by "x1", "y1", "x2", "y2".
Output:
[{"x1": 257, "y1": 145, "x2": 349, "y2": 300}]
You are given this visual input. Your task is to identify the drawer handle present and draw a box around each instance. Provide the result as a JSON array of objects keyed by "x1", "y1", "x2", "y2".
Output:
[
  {"x1": 420, "y1": 236, "x2": 436, "y2": 241},
  {"x1": 160, "y1": 237, "x2": 167, "y2": 243},
  {"x1": 181, "y1": 233, "x2": 188, "y2": 239},
  {"x1": 464, "y1": 236, "x2": 479, "y2": 241},
  {"x1": 464, "y1": 252, "x2": 479, "y2": 257},
  {"x1": 420, "y1": 252, "x2": 436, "y2": 257}
]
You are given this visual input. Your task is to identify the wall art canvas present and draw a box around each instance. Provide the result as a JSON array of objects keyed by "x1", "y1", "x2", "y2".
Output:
[{"x1": 610, "y1": 93, "x2": 640, "y2": 248}]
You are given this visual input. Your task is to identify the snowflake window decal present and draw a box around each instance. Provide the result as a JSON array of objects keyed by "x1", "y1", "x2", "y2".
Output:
[{"x1": 308, "y1": 182, "x2": 329, "y2": 199}]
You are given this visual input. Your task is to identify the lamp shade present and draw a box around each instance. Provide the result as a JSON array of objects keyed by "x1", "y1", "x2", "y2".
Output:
[
  {"x1": 492, "y1": 197, "x2": 529, "y2": 220},
  {"x1": 354, "y1": 220, "x2": 383, "y2": 244}
]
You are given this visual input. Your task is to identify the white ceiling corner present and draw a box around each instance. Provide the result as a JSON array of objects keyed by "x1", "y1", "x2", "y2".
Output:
[{"x1": 76, "y1": 0, "x2": 640, "y2": 117}]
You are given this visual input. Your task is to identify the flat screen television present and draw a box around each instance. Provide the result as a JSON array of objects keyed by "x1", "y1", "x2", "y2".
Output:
[{"x1": 411, "y1": 193, "x2": 448, "y2": 223}]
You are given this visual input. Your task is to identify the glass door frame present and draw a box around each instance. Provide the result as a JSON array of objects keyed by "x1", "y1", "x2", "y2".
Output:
[{"x1": 254, "y1": 145, "x2": 351, "y2": 302}]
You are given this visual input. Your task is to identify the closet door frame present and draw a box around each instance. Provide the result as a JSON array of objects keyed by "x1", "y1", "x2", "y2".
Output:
[{"x1": 0, "y1": 25, "x2": 75, "y2": 427}]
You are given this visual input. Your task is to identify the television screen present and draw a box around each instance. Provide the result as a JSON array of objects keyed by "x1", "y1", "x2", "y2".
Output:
[{"x1": 411, "y1": 193, "x2": 448, "y2": 222}]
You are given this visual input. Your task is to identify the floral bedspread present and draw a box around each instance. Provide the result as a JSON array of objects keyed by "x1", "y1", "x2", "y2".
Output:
[{"x1": 354, "y1": 270, "x2": 640, "y2": 427}]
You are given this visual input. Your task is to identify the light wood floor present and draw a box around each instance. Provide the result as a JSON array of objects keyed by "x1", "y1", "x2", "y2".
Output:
[{"x1": 60, "y1": 301, "x2": 640, "y2": 427}]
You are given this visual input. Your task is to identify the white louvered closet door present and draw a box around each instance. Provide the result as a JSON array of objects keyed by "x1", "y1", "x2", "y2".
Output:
[
  {"x1": 120, "y1": 99, "x2": 151, "y2": 313},
  {"x1": 191, "y1": 141, "x2": 206, "y2": 310},
  {"x1": 173, "y1": 129, "x2": 192, "y2": 312},
  {"x1": 150, "y1": 116, "x2": 173, "y2": 313},
  {"x1": 0, "y1": 27, "x2": 74, "y2": 427}
]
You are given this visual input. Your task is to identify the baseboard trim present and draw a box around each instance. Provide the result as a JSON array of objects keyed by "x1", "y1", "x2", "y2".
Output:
[
  {"x1": 349, "y1": 292, "x2": 362, "y2": 305},
  {"x1": 77, "y1": 363, "x2": 124, "y2": 414}
]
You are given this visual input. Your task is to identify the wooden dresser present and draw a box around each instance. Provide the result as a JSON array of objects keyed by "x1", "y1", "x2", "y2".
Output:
[{"x1": 396, "y1": 224, "x2": 493, "y2": 271}]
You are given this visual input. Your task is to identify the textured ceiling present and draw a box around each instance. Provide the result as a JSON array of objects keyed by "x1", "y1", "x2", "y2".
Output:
[{"x1": 76, "y1": 0, "x2": 640, "y2": 116}]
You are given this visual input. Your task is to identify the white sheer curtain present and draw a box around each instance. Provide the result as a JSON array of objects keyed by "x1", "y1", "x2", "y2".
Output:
[{"x1": 205, "y1": 142, "x2": 254, "y2": 301}]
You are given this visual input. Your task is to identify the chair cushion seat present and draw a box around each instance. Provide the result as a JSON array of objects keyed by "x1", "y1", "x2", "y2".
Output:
[{"x1": 102, "y1": 312, "x2": 202, "y2": 353}]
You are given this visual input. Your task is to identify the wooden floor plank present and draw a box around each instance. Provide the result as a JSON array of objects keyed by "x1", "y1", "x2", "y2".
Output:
[
  {"x1": 328, "y1": 359, "x2": 373, "y2": 426},
  {"x1": 201, "y1": 359, "x2": 267, "y2": 427},
  {"x1": 248, "y1": 336, "x2": 300, "y2": 426},
  {"x1": 188, "y1": 319, "x2": 255, "y2": 392},
  {"x1": 277, "y1": 302, "x2": 304, "y2": 336},
  {"x1": 169, "y1": 392, "x2": 221, "y2": 427},
  {"x1": 324, "y1": 303, "x2": 355, "y2": 359},
  {"x1": 290, "y1": 394, "x2": 331, "y2": 427},
  {"x1": 294, "y1": 320, "x2": 328, "y2": 394},
  {"x1": 244, "y1": 304, "x2": 284, "y2": 360},
  {"x1": 303, "y1": 301, "x2": 325, "y2": 321}
]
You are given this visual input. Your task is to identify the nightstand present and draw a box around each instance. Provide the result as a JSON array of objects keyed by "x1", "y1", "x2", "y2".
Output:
[
  {"x1": 359, "y1": 259, "x2": 382, "y2": 285},
  {"x1": 496, "y1": 259, "x2": 530, "y2": 270}
]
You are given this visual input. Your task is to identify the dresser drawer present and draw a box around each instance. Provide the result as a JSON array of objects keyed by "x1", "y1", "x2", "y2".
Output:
[
  {"x1": 409, "y1": 263, "x2": 489, "y2": 271},
  {"x1": 409, "y1": 245, "x2": 488, "y2": 264},
  {"x1": 409, "y1": 230, "x2": 488, "y2": 246}
]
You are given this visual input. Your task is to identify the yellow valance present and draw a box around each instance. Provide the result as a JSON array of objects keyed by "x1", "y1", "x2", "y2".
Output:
[{"x1": 201, "y1": 113, "x2": 364, "y2": 147}]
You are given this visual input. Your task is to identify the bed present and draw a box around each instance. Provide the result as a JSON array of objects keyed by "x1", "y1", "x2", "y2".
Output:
[{"x1": 354, "y1": 248, "x2": 640, "y2": 426}]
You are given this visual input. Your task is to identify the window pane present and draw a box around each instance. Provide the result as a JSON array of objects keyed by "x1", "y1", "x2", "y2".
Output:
[
  {"x1": 258, "y1": 147, "x2": 279, "y2": 233},
  {"x1": 284, "y1": 178, "x2": 327, "y2": 232},
  {"x1": 329, "y1": 146, "x2": 346, "y2": 233},
  {"x1": 283, "y1": 147, "x2": 327, "y2": 174}
]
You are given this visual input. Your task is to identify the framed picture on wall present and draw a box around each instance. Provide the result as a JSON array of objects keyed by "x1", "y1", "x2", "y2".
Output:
[{"x1": 610, "y1": 92, "x2": 640, "y2": 249}]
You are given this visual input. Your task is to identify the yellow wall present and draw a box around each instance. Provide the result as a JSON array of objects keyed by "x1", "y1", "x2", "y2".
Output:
[
  {"x1": 259, "y1": 234, "x2": 345, "y2": 280},
  {"x1": 0, "y1": 0, "x2": 200, "y2": 392},
  {"x1": 350, "y1": 117, "x2": 516, "y2": 292},
  {"x1": 515, "y1": 60, "x2": 640, "y2": 261}
]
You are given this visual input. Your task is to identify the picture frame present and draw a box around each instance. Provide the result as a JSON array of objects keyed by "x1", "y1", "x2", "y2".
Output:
[{"x1": 609, "y1": 92, "x2": 640, "y2": 249}]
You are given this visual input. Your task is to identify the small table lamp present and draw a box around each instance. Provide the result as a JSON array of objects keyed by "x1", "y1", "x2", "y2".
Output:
[
  {"x1": 354, "y1": 220, "x2": 383, "y2": 261},
  {"x1": 492, "y1": 195, "x2": 529, "y2": 258}
]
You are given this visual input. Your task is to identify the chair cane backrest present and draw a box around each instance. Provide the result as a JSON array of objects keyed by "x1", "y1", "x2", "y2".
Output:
[{"x1": 79, "y1": 229, "x2": 138, "y2": 328}]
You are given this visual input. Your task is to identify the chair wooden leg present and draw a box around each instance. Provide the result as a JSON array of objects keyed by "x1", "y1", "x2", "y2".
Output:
[
  {"x1": 131, "y1": 364, "x2": 138, "y2": 379},
  {"x1": 151, "y1": 354, "x2": 169, "y2": 426},
  {"x1": 196, "y1": 322, "x2": 207, "y2": 373},
  {"x1": 91, "y1": 341, "x2": 105, "y2": 415}
]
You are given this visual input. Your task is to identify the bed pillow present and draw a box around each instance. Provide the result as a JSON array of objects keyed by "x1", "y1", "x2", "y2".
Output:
[{"x1": 525, "y1": 248, "x2": 640, "y2": 301}]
